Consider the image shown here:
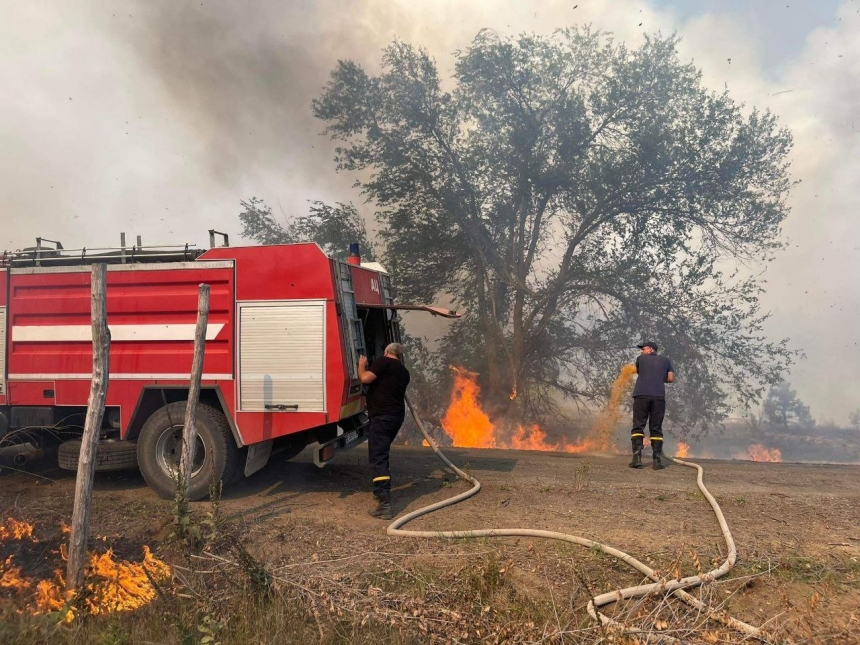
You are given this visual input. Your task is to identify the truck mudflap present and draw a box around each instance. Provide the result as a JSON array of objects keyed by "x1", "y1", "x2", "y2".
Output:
[
  {"x1": 244, "y1": 439, "x2": 273, "y2": 477},
  {"x1": 313, "y1": 423, "x2": 368, "y2": 467}
]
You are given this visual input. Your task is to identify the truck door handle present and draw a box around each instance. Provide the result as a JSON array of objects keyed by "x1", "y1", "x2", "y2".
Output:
[{"x1": 264, "y1": 404, "x2": 300, "y2": 411}]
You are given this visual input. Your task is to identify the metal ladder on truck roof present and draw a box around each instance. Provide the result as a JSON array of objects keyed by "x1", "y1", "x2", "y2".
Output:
[{"x1": 335, "y1": 261, "x2": 367, "y2": 380}]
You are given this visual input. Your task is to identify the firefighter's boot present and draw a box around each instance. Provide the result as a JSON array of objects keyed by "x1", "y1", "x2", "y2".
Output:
[
  {"x1": 652, "y1": 445, "x2": 666, "y2": 470},
  {"x1": 629, "y1": 437, "x2": 644, "y2": 469},
  {"x1": 368, "y1": 490, "x2": 392, "y2": 520}
]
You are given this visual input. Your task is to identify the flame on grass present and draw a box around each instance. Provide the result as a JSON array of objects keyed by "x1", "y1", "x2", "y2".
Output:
[
  {"x1": 747, "y1": 444, "x2": 782, "y2": 462},
  {"x1": 0, "y1": 519, "x2": 170, "y2": 622},
  {"x1": 0, "y1": 518, "x2": 35, "y2": 541},
  {"x1": 441, "y1": 364, "x2": 637, "y2": 453},
  {"x1": 675, "y1": 442, "x2": 691, "y2": 458}
]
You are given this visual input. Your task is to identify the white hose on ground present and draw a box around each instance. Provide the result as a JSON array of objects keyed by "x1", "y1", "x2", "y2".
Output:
[{"x1": 392, "y1": 394, "x2": 764, "y2": 642}]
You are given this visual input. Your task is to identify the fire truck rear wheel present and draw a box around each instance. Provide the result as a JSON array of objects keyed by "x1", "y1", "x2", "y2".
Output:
[{"x1": 137, "y1": 402, "x2": 242, "y2": 501}]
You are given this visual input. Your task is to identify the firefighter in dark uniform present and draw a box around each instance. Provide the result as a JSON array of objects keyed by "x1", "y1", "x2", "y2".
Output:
[
  {"x1": 358, "y1": 343, "x2": 410, "y2": 519},
  {"x1": 629, "y1": 341, "x2": 675, "y2": 470}
]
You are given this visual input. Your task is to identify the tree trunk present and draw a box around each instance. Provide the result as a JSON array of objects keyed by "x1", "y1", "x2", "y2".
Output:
[
  {"x1": 66, "y1": 264, "x2": 111, "y2": 592},
  {"x1": 474, "y1": 260, "x2": 502, "y2": 391},
  {"x1": 179, "y1": 284, "x2": 210, "y2": 492}
]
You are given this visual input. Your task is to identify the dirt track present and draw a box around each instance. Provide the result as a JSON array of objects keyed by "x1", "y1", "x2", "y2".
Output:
[{"x1": 3, "y1": 445, "x2": 860, "y2": 641}]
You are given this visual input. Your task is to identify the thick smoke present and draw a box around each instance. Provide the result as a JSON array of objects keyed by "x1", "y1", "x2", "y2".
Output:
[{"x1": 0, "y1": 0, "x2": 857, "y2": 422}]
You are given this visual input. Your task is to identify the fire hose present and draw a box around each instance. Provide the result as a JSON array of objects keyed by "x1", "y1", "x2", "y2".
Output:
[{"x1": 392, "y1": 394, "x2": 765, "y2": 642}]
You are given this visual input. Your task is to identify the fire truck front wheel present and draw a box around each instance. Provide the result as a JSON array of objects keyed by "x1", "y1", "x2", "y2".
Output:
[{"x1": 137, "y1": 402, "x2": 242, "y2": 501}]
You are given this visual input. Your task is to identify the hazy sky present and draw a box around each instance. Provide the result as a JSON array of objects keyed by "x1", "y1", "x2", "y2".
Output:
[{"x1": 1, "y1": 1, "x2": 858, "y2": 423}]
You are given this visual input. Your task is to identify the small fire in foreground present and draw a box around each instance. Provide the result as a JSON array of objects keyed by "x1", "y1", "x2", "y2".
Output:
[
  {"x1": 0, "y1": 518, "x2": 34, "y2": 541},
  {"x1": 747, "y1": 444, "x2": 782, "y2": 462},
  {"x1": 0, "y1": 518, "x2": 170, "y2": 622},
  {"x1": 441, "y1": 364, "x2": 637, "y2": 453},
  {"x1": 675, "y1": 442, "x2": 691, "y2": 458}
]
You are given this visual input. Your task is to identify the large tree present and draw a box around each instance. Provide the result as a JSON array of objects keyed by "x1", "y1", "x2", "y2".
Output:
[{"x1": 267, "y1": 28, "x2": 796, "y2": 432}]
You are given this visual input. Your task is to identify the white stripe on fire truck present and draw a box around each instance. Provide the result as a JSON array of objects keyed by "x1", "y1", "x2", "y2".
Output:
[
  {"x1": 6, "y1": 373, "x2": 233, "y2": 380},
  {"x1": 11, "y1": 324, "x2": 225, "y2": 343}
]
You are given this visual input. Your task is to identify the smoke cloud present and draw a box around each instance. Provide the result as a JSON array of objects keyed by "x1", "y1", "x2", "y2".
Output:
[{"x1": 1, "y1": 0, "x2": 857, "y2": 422}]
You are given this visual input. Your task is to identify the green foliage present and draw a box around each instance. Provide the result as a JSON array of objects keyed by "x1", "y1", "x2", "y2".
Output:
[
  {"x1": 227, "y1": 534, "x2": 273, "y2": 599},
  {"x1": 171, "y1": 471, "x2": 194, "y2": 544},
  {"x1": 763, "y1": 381, "x2": 813, "y2": 427},
  {"x1": 400, "y1": 331, "x2": 446, "y2": 417},
  {"x1": 197, "y1": 614, "x2": 225, "y2": 645},
  {"x1": 309, "y1": 27, "x2": 796, "y2": 433},
  {"x1": 97, "y1": 623, "x2": 132, "y2": 645},
  {"x1": 171, "y1": 475, "x2": 223, "y2": 548},
  {"x1": 239, "y1": 197, "x2": 377, "y2": 261}
]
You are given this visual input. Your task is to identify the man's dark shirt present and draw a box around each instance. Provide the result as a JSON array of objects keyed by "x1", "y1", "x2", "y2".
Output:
[
  {"x1": 632, "y1": 353, "x2": 674, "y2": 398},
  {"x1": 366, "y1": 356, "x2": 411, "y2": 417}
]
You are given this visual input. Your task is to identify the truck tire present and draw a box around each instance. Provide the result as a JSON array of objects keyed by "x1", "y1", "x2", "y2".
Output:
[
  {"x1": 137, "y1": 402, "x2": 242, "y2": 501},
  {"x1": 58, "y1": 440, "x2": 139, "y2": 472}
]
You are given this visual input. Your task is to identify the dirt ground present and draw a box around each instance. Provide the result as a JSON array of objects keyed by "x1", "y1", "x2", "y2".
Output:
[{"x1": 3, "y1": 445, "x2": 860, "y2": 643}]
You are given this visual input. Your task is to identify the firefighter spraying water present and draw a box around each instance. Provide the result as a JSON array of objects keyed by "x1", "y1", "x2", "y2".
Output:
[{"x1": 628, "y1": 341, "x2": 675, "y2": 470}]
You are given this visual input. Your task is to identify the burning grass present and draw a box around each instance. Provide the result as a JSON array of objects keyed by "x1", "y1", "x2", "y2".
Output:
[
  {"x1": 439, "y1": 370, "x2": 795, "y2": 463},
  {"x1": 441, "y1": 364, "x2": 637, "y2": 454},
  {"x1": 1, "y1": 530, "x2": 853, "y2": 645},
  {"x1": 671, "y1": 441, "x2": 786, "y2": 463},
  {"x1": 746, "y1": 444, "x2": 782, "y2": 463},
  {"x1": 3, "y1": 458, "x2": 858, "y2": 643},
  {"x1": 0, "y1": 518, "x2": 170, "y2": 624}
]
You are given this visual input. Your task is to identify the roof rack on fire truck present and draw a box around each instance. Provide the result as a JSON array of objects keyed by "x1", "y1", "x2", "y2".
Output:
[{"x1": 0, "y1": 232, "x2": 225, "y2": 268}]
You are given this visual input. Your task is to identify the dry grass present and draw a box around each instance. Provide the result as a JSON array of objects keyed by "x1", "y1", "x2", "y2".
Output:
[{"x1": 3, "y1": 495, "x2": 860, "y2": 645}]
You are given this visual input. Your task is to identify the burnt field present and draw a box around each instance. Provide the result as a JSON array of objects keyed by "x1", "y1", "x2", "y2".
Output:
[{"x1": 2, "y1": 445, "x2": 859, "y2": 644}]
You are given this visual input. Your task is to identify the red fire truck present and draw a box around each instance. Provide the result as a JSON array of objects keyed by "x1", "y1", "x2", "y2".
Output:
[{"x1": 0, "y1": 236, "x2": 456, "y2": 499}]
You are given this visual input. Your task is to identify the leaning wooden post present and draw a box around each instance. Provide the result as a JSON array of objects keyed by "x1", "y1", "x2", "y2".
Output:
[
  {"x1": 179, "y1": 284, "x2": 210, "y2": 495},
  {"x1": 66, "y1": 263, "x2": 111, "y2": 592}
]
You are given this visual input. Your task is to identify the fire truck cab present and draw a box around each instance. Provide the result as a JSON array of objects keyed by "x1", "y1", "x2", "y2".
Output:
[{"x1": 0, "y1": 238, "x2": 455, "y2": 500}]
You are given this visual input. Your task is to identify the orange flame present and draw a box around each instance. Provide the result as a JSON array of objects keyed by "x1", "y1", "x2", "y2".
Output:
[
  {"x1": 441, "y1": 364, "x2": 637, "y2": 453},
  {"x1": 441, "y1": 367, "x2": 498, "y2": 448},
  {"x1": 0, "y1": 518, "x2": 36, "y2": 541},
  {"x1": 82, "y1": 546, "x2": 171, "y2": 614},
  {"x1": 511, "y1": 424, "x2": 562, "y2": 451},
  {"x1": 1, "y1": 557, "x2": 31, "y2": 593},
  {"x1": 33, "y1": 576, "x2": 74, "y2": 622},
  {"x1": 747, "y1": 444, "x2": 782, "y2": 462},
  {"x1": 675, "y1": 442, "x2": 691, "y2": 458},
  {"x1": 1, "y1": 519, "x2": 170, "y2": 622}
]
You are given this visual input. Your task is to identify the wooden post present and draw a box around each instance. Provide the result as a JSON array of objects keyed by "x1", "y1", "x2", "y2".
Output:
[
  {"x1": 179, "y1": 284, "x2": 210, "y2": 494},
  {"x1": 66, "y1": 263, "x2": 110, "y2": 592}
]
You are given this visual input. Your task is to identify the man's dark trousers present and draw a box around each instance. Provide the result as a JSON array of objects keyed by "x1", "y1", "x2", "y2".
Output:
[
  {"x1": 368, "y1": 414, "x2": 405, "y2": 496},
  {"x1": 631, "y1": 396, "x2": 665, "y2": 452}
]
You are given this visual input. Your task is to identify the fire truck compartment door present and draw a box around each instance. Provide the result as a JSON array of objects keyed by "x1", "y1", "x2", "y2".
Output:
[{"x1": 238, "y1": 302, "x2": 325, "y2": 412}]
